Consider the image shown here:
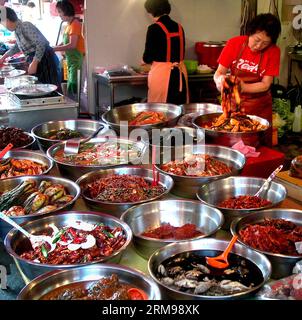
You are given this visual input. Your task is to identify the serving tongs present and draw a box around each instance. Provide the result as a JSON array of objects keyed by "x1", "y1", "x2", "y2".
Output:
[
  {"x1": 0, "y1": 212, "x2": 54, "y2": 251},
  {"x1": 64, "y1": 123, "x2": 109, "y2": 155},
  {"x1": 254, "y1": 165, "x2": 283, "y2": 197}
]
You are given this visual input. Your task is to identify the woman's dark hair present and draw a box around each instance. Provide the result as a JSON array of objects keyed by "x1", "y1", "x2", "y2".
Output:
[
  {"x1": 248, "y1": 13, "x2": 281, "y2": 44},
  {"x1": 56, "y1": 0, "x2": 75, "y2": 17},
  {"x1": 3, "y1": 7, "x2": 18, "y2": 22},
  {"x1": 144, "y1": 0, "x2": 171, "y2": 17}
]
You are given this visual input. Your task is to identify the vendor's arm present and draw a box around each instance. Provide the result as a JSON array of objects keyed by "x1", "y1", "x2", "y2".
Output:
[
  {"x1": 53, "y1": 35, "x2": 78, "y2": 52},
  {"x1": 0, "y1": 43, "x2": 20, "y2": 63},
  {"x1": 240, "y1": 75, "x2": 273, "y2": 93}
]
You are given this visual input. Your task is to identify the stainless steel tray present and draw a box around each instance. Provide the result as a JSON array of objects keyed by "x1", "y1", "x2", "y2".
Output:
[{"x1": 10, "y1": 84, "x2": 58, "y2": 96}]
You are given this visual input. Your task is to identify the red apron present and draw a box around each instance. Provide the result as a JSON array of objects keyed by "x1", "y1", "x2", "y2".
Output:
[
  {"x1": 231, "y1": 40, "x2": 272, "y2": 124},
  {"x1": 147, "y1": 22, "x2": 189, "y2": 103}
]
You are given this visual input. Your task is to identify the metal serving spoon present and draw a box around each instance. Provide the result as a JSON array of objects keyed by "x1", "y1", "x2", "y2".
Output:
[
  {"x1": 0, "y1": 212, "x2": 54, "y2": 250},
  {"x1": 64, "y1": 123, "x2": 109, "y2": 155},
  {"x1": 254, "y1": 164, "x2": 283, "y2": 198}
]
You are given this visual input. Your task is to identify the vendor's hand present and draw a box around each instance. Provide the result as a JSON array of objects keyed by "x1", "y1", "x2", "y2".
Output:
[
  {"x1": 28, "y1": 61, "x2": 38, "y2": 75},
  {"x1": 214, "y1": 74, "x2": 225, "y2": 92}
]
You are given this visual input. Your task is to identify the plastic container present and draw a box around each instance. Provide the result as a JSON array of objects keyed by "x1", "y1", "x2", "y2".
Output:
[{"x1": 292, "y1": 105, "x2": 302, "y2": 133}]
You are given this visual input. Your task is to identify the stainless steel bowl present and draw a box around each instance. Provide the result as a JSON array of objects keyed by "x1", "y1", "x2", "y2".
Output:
[
  {"x1": 0, "y1": 175, "x2": 80, "y2": 239},
  {"x1": 178, "y1": 103, "x2": 222, "y2": 128},
  {"x1": 148, "y1": 238, "x2": 271, "y2": 300},
  {"x1": 155, "y1": 144, "x2": 246, "y2": 198},
  {"x1": 1, "y1": 150, "x2": 53, "y2": 178},
  {"x1": 102, "y1": 103, "x2": 183, "y2": 134},
  {"x1": 76, "y1": 166, "x2": 174, "y2": 217},
  {"x1": 47, "y1": 137, "x2": 147, "y2": 181},
  {"x1": 197, "y1": 176, "x2": 287, "y2": 230},
  {"x1": 1, "y1": 132, "x2": 36, "y2": 150},
  {"x1": 121, "y1": 200, "x2": 224, "y2": 259},
  {"x1": 31, "y1": 119, "x2": 105, "y2": 152},
  {"x1": 4, "y1": 211, "x2": 133, "y2": 280},
  {"x1": 193, "y1": 113, "x2": 270, "y2": 147},
  {"x1": 18, "y1": 263, "x2": 161, "y2": 300},
  {"x1": 230, "y1": 209, "x2": 302, "y2": 279}
]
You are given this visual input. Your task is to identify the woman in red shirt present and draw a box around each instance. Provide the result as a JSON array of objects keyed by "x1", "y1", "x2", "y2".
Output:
[{"x1": 214, "y1": 13, "x2": 281, "y2": 140}]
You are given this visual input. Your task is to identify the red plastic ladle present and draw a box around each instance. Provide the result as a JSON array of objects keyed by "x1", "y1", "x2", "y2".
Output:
[
  {"x1": 0, "y1": 143, "x2": 13, "y2": 158},
  {"x1": 206, "y1": 235, "x2": 238, "y2": 269}
]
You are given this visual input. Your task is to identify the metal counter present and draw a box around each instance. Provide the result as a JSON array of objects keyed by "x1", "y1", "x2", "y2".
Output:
[{"x1": 0, "y1": 92, "x2": 79, "y2": 131}]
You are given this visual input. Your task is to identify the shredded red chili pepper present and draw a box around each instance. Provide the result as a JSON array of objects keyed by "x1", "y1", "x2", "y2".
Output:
[
  {"x1": 239, "y1": 219, "x2": 302, "y2": 256},
  {"x1": 218, "y1": 195, "x2": 272, "y2": 209}
]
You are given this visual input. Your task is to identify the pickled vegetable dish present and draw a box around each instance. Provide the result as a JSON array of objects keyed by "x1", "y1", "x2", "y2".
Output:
[
  {"x1": 84, "y1": 174, "x2": 166, "y2": 203},
  {"x1": 20, "y1": 220, "x2": 127, "y2": 264},
  {"x1": 129, "y1": 111, "x2": 167, "y2": 125},
  {"x1": 1, "y1": 179, "x2": 74, "y2": 217},
  {"x1": 239, "y1": 219, "x2": 302, "y2": 256},
  {"x1": 0, "y1": 158, "x2": 47, "y2": 179},
  {"x1": 42, "y1": 128, "x2": 82, "y2": 140},
  {"x1": 161, "y1": 154, "x2": 232, "y2": 177},
  {"x1": 54, "y1": 141, "x2": 141, "y2": 166},
  {"x1": 218, "y1": 195, "x2": 272, "y2": 209},
  {"x1": 41, "y1": 274, "x2": 148, "y2": 300}
]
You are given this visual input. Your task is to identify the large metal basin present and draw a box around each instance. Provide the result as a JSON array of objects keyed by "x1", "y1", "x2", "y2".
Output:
[
  {"x1": 121, "y1": 200, "x2": 224, "y2": 259},
  {"x1": 0, "y1": 175, "x2": 80, "y2": 239},
  {"x1": 148, "y1": 238, "x2": 271, "y2": 300},
  {"x1": 4, "y1": 211, "x2": 132, "y2": 280},
  {"x1": 231, "y1": 209, "x2": 302, "y2": 279},
  {"x1": 76, "y1": 166, "x2": 174, "y2": 217},
  {"x1": 155, "y1": 144, "x2": 246, "y2": 198},
  {"x1": 102, "y1": 103, "x2": 183, "y2": 135},
  {"x1": 193, "y1": 113, "x2": 270, "y2": 147},
  {"x1": 18, "y1": 264, "x2": 161, "y2": 300},
  {"x1": 197, "y1": 176, "x2": 287, "y2": 229},
  {"x1": 31, "y1": 119, "x2": 105, "y2": 152}
]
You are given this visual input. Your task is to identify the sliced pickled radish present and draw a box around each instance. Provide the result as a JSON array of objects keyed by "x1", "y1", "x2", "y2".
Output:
[
  {"x1": 67, "y1": 243, "x2": 82, "y2": 251},
  {"x1": 68, "y1": 220, "x2": 96, "y2": 232},
  {"x1": 81, "y1": 235, "x2": 96, "y2": 249}
]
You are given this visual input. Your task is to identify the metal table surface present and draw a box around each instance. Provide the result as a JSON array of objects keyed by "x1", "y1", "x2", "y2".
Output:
[
  {"x1": 0, "y1": 164, "x2": 302, "y2": 300},
  {"x1": 93, "y1": 72, "x2": 215, "y2": 117}
]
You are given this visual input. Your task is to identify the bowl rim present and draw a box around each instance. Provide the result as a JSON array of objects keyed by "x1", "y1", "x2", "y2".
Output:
[
  {"x1": 196, "y1": 176, "x2": 287, "y2": 212},
  {"x1": 4, "y1": 211, "x2": 133, "y2": 268},
  {"x1": 76, "y1": 166, "x2": 174, "y2": 206},
  {"x1": 193, "y1": 112, "x2": 271, "y2": 134},
  {"x1": 17, "y1": 262, "x2": 162, "y2": 300},
  {"x1": 46, "y1": 137, "x2": 147, "y2": 168},
  {"x1": 148, "y1": 238, "x2": 272, "y2": 299},
  {"x1": 230, "y1": 208, "x2": 302, "y2": 260},
  {"x1": 101, "y1": 103, "x2": 183, "y2": 130},
  {"x1": 0, "y1": 175, "x2": 81, "y2": 219},
  {"x1": 155, "y1": 144, "x2": 246, "y2": 180},
  {"x1": 2, "y1": 149, "x2": 54, "y2": 175},
  {"x1": 120, "y1": 199, "x2": 224, "y2": 243},
  {"x1": 31, "y1": 119, "x2": 105, "y2": 144},
  {"x1": 2, "y1": 131, "x2": 36, "y2": 150}
]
